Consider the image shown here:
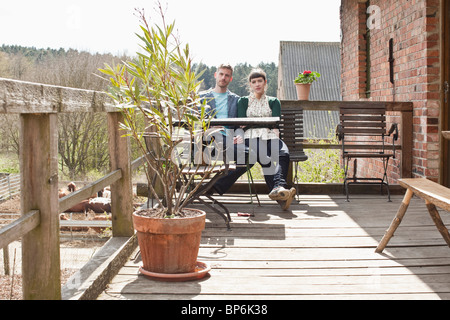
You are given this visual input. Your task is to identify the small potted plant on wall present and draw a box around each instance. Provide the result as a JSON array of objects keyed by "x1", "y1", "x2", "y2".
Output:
[
  {"x1": 99, "y1": 4, "x2": 216, "y2": 281},
  {"x1": 294, "y1": 70, "x2": 321, "y2": 100}
]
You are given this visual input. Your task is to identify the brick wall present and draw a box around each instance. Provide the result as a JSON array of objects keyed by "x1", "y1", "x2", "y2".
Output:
[{"x1": 340, "y1": 0, "x2": 441, "y2": 182}]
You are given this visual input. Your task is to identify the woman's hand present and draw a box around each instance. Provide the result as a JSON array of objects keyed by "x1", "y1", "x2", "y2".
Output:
[
  {"x1": 272, "y1": 128, "x2": 280, "y2": 138},
  {"x1": 233, "y1": 135, "x2": 244, "y2": 144}
]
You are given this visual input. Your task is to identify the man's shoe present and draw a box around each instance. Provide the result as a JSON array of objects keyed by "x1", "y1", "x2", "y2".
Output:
[
  {"x1": 277, "y1": 188, "x2": 296, "y2": 210},
  {"x1": 268, "y1": 187, "x2": 290, "y2": 201}
]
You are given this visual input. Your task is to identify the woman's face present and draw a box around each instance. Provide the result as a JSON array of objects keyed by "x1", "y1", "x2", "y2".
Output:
[{"x1": 250, "y1": 76, "x2": 267, "y2": 95}]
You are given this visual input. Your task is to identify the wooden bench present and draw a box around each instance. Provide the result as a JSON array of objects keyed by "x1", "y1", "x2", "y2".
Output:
[
  {"x1": 375, "y1": 178, "x2": 450, "y2": 253},
  {"x1": 443, "y1": 131, "x2": 450, "y2": 140},
  {"x1": 279, "y1": 108, "x2": 308, "y2": 199}
]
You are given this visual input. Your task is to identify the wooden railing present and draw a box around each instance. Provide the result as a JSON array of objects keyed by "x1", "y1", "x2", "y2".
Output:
[
  {"x1": 0, "y1": 77, "x2": 414, "y2": 299},
  {"x1": 0, "y1": 77, "x2": 136, "y2": 299}
]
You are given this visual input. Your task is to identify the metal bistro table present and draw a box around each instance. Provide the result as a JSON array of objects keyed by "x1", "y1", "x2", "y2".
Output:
[
  {"x1": 177, "y1": 117, "x2": 280, "y2": 229},
  {"x1": 208, "y1": 116, "x2": 280, "y2": 128},
  {"x1": 173, "y1": 116, "x2": 280, "y2": 129}
]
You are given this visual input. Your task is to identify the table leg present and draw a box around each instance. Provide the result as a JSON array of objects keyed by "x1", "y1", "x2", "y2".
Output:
[
  {"x1": 426, "y1": 201, "x2": 450, "y2": 247},
  {"x1": 375, "y1": 188, "x2": 413, "y2": 253}
]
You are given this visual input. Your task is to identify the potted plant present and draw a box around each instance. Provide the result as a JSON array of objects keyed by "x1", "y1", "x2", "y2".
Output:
[
  {"x1": 294, "y1": 70, "x2": 321, "y2": 100},
  {"x1": 99, "y1": 5, "x2": 216, "y2": 281}
]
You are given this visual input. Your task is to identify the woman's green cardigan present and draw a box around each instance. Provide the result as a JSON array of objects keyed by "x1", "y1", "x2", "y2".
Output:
[{"x1": 237, "y1": 96, "x2": 281, "y2": 118}]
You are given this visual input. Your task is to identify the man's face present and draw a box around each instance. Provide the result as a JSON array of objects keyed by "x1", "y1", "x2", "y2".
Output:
[{"x1": 215, "y1": 68, "x2": 233, "y2": 89}]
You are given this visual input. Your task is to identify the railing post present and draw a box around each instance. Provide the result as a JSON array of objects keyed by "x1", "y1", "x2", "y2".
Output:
[
  {"x1": 20, "y1": 113, "x2": 60, "y2": 300},
  {"x1": 107, "y1": 112, "x2": 134, "y2": 237},
  {"x1": 7, "y1": 174, "x2": 11, "y2": 199},
  {"x1": 2, "y1": 245, "x2": 9, "y2": 275},
  {"x1": 401, "y1": 110, "x2": 413, "y2": 178}
]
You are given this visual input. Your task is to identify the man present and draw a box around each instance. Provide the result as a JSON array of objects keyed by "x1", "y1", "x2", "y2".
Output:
[
  {"x1": 199, "y1": 64, "x2": 239, "y2": 119},
  {"x1": 199, "y1": 63, "x2": 248, "y2": 192},
  {"x1": 199, "y1": 64, "x2": 294, "y2": 210}
]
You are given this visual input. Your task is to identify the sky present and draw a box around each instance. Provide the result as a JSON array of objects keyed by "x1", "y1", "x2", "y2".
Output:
[{"x1": 0, "y1": 0, "x2": 341, "y2": 66}]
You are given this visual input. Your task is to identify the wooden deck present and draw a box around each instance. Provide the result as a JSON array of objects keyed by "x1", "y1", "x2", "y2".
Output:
[{"x1": 98, "y1": 193, "x2": 450, "y2": 300}]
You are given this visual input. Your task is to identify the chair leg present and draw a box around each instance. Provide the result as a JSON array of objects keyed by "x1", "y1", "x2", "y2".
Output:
[
  {"x1": 344, "y1": 178, "x2": 350, "y2": 202},
  {"x1": 293, "y1": 161, "x2": 300, "y2": 201},
  {"x1": 199, "y1": 196, "x2": 231, "y2": 230},
  {"x1": 246, "y1": 163, "x2": 261, "y2": 206},
  {"x1": 205, "y1": 194, "x2": 232, "y2": 223},
  {"x1": 343, "y1": 156, "x2": 393, "y2": 202},
  {"x1": 382, "y1": 157, "x2": 392, "y2": 202},
  {"x1": 147, "y1": 171, "x2": 159, "y2": 209},
  {"x1": 343, "y1": 157, "x2": 351, "y2": 201}
]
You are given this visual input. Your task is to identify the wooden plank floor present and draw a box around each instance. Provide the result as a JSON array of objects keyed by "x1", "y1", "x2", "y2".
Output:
[{"x1": 98, "y1": 193, "x2": 450, "y2": 300}]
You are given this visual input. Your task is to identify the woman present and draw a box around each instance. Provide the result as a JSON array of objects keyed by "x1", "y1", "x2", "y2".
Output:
[{"x1": 237, "y1": 68, "x2": 296, "y2": 210}]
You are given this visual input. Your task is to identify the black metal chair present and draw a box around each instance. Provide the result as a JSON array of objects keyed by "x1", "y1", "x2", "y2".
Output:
[{"x1": 336, "y1": 104, "x2": 399, "y2": 201}]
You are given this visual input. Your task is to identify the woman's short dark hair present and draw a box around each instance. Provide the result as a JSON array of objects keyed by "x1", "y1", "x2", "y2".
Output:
[{"x1": 248, "y1": 68, "x2": 267, "y2": 82}]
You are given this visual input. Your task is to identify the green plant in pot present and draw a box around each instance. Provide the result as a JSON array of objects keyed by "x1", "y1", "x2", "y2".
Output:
[
  {"x1": 99, "y1": 6, "x2": 217, "y2": 280},
  {"x1": 293, "y1": 70, "x2": 321, "y2": 100}
]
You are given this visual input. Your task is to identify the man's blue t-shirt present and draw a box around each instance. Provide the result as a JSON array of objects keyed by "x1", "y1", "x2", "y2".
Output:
[{"x1": 212, "y1": 92, "x2": 228, "y2": 118}]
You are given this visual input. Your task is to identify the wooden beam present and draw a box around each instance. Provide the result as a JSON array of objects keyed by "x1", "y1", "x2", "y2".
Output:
[
  {"x1": 0, "y1": 77, "x2": 115, "y2": 114},
  {"x1": 0, "y1": 210, "x2": 40, "y2": 249},
  {"x1": 280, "y1": 100, "x2": 413, "y2": 112},
  {"x1": 400, "y1": 110, "x2": 413, "y2": 178},
  {"x1": 107, "y1": 112, "x2": 134, "y2": 237},
  {"x1": 20, "y1": 113, "x2": 61, "y2": 300}
]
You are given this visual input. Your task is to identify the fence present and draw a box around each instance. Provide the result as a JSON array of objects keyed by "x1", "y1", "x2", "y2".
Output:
[
  {"x1": 0, "y1": 173, "x2": 20, "y2": 202},
  {"x1": 0, "y1": 77, "x2": 136, "y2": 299}
]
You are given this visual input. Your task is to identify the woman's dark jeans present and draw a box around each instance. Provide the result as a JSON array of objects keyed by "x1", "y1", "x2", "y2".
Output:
[{"x1": 213, "y1": 137, "x2": 290, "y2": 195}]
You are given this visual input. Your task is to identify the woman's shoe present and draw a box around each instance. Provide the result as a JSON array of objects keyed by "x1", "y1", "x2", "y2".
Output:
[{"x1": 268, "y1": 186, "x2": 290, "y2": 200}]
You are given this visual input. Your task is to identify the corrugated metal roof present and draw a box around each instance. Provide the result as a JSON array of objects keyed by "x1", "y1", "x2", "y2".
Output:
[
  {"x1": 278, "y1": 41, "x2": 342, "y2": 101},
  {"x1": 278, "y1": 41, "x2": 341, "y2": 139}
]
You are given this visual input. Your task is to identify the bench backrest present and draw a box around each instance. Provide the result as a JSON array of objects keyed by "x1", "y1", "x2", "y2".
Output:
[
  {"x1": 337, "y1": 104, "x2": 397, "y2": 155},
  {"x1": 279, "y1": 108, "x2": 308, "y2": 162},
  {"x1": 339, "y1": 105, "x2": 387, "y2": 137}
]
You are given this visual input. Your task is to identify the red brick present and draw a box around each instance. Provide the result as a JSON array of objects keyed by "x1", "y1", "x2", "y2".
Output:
[{"x1": 341, "y1": 0, "x2": 442, "y2": 181}]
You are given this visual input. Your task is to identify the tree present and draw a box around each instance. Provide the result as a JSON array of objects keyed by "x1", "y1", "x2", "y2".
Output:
[
  {"x1": 0, "y1": 44, "x2": 279, "y2": 180},
  {"x1": 196, "y1": 62, "x2": 278, "y2": 97},
  {"x1": 0, "y1": 45, "x2": 119, "y2": 178},
  {"x1": 193, "y1": 63, "x2": 216, "y2": 91},
  {"x1": 58, "y1": 113, "x2": 109, "y2": 179}
]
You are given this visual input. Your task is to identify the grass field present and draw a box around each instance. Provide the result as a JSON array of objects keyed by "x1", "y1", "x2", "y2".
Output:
[{"x1": 0, "y1": 152, "x2": 19, "y2": 174}]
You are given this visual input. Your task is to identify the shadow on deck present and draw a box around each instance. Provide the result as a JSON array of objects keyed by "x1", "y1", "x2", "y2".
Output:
[{"x1": 67, "y1": 192, "x2": 450, "y2": 300}]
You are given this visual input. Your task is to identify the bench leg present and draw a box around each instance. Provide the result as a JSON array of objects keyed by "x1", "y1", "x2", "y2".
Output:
[
  {"x1": 426, "y1": 201, "x2": 450, "y2": 248},
  {"x1": 375, "y1": 188, "x2": 413, "y2": 253}
]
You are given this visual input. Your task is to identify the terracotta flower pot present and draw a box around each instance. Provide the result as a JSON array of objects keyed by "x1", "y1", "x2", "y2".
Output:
[
  {"x1": 133, "y1": 209, "x2": 206, "y2": 274},
  {"x1": 295, "y1": 83, "x2": 311, "y2": 100}
]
